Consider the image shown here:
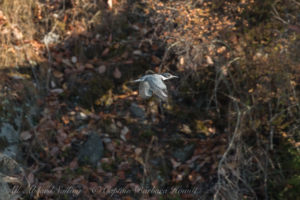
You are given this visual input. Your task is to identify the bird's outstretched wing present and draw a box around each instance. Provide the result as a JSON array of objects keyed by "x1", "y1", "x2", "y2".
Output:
[
  {"x1": 139, "y1": 81, "x2": 152, "y2": 99},
  {"x1": 147, "y1": 77, "x2": 168, "y2": 102}
]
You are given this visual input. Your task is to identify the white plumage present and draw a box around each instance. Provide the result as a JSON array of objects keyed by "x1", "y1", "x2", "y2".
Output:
[{"x1": 132, "y1": 73, "x2": 178, "y2": 102}]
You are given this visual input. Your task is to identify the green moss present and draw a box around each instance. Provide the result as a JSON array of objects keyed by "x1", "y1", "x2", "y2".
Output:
[
  {"x1": 75, "y1": 167, "x2": 84, "y2": 175},
  {"x1": 140, "y1": 129, "x2": 155, "y2": 139},
  {"x1": 270, "y1": 141, "x2": 300, "y2": 199},
  {"x1": 278, "y1": 176, "x2": 300, "y2": 199},
  {"x1": 101, "y1": 162, "x2": 116, "y2": 172}
]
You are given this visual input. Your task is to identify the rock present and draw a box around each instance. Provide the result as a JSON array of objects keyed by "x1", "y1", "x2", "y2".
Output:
[
  {"x1": 173, "y1": 144, "x2": 195, "y2": 162},
  {"x1": 76, "y1": 112, "x2": 88, "y2": 120},
  {"x1": 0, "y1": 123, "x2": 19, "y2": 160},
  {"x1": 130, "y1": 103, "x2": 145, "y2": 119},
  {"x1": 43, "y1": 32, "x2": 59, "y2": 45},
  {"x1": 0, "y1": 153, "x2": 24, "y2": 178},
  {"x1": 0, "y1": 179, "x2": 14, "y2": 200},
  {"x1": 78, "y1": 133, "x2": 104, "y2": 167},
  {"x1": 0, "y1": 153, "x2": 25, "y2": 200}
]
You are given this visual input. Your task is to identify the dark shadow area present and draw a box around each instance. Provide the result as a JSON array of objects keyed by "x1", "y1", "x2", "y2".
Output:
[{"x1": 0, "y1": 0, "x2": 299, "y2": 199}]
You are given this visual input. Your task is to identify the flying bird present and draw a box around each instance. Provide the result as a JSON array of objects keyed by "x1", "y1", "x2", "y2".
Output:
[{"x1": 132, "y1": 72, "x2": 178, "y2": 102}]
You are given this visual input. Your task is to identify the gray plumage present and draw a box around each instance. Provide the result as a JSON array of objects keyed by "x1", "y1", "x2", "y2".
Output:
[{"x1": 132, "y1": 73, "x2": 178, "y2": 102}]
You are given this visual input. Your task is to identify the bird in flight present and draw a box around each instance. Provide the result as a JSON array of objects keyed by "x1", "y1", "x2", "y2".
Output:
[{"x1": 132, "y1": 72, "x2": 178, "y2": 102}]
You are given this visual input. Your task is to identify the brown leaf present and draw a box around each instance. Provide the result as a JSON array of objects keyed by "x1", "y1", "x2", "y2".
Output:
[
  {"x1": 50, "y1": 146, "x2": 59, "y2": 156},
  {"x1": 12, "y1": 26, "x2": 23, "y2": 40},
  {"x1": 124, "y1": 60, "x2": 134, "y2": 64},
  {"x1": 123, "y1": 196, "x2": 134, "y2": 200},
  {"x1": 121, "y1": 51, "x2": 129, "y2": 59},
  {"x1": 113, "y1": 67, "x2": 122, "y2": 79},
  {"x1": 117, "y1": 170, "x2": 126, "y2": 180},
  {"x1": 69, "y1": 158, "x2": 78, "y2": 170},
  {"x1": 108, "y1": 33, "x2": 112, "y2": 43},
  {"x1": 20, "y1": 131, "x2": 32, "y2": 140},
  {"x1": 53, "y1": 70, "x2": 64, "y2": 79},
  {"x1": 104, "y1": 177, "x2": 118, "y2": 190},
  {"x1": 61, "y1": 115, "x2": 70, "y2": 124},
  {"x1": 217, "y1": 46, "x2": 226, "y2": 54},
  {"x1": 186, "y1": 155, "x2": 201, "y2": 164},
  {"x1": 62, "y1": 59, "x2": 73, "y2": 67},
  {"x1": 85, "y1": 63, "x2": 94, "y2": 69},
  {"x1": 27, "y1": 172, "x2": 35, "y2": 184},
  {"x1": 119, "y1": 161, "x2": 130, "y2": 170},
  {"x1": 135, "y1": 148, "x2": 142, "y2": 156},
  {"x1": 77, "y1": 64, "x2": 85, "y2": 72},
  {"x1": 151, "y1": 44, "x2": 159, "y2": 51},
  {"x1": 206, "y1": 56, "x2": 214, "y2": 65},
  {"x1": 151, "y1": 55, "x2": 161, "y2": 65},
  {"x1": 107, "y1": 143, "x2": 115, "y2": 153},
  {"x1": 101, "y1": 47, "x2": 110, "y2": 56},
  {"x1": 179, "y1": 57, "x2": 184, "y2": 65},
  {"x1": 288, "y1": 25, "x2": 300, "y2": 33},
  {"x1": 97, "y1": 65, "x2": 106, "y2": 74},
  {"x1": 56, "y1": 129, "x2": 68, "y2": 145},
  {"x1": 180, "y1": 124, "x2": 192, "y2": 134},
  {"x1": 89, "y1": 182, "x2": 98, "y2": 188}
]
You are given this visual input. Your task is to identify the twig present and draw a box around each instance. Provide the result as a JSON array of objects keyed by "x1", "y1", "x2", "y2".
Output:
[
  {"x1": 158, "y1": 40, "x2": 182, "y2": 73},
  {"x1": 272, "y1": 3, "x2": 289, "y2": 24},
  {"x1": 142, "y1": 136, "x2": 156, "y2": 185},
  {"x1": 291, "y1": 0, "x2": 300, "y2": 6},
  {"x1": 214, "y1": 109, "x2": 242, "y2": 200}
]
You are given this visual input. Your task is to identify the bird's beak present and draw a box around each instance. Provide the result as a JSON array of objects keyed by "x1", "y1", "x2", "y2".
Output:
[{"x1": 172, "y1": 75, "x2": 179, "y2": 78}]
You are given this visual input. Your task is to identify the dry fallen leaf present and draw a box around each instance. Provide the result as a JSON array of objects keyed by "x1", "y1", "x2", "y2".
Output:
[
  {"x1": 12, "y1": 26, "x2": 23, "y2": 40},
  {"x1": 105, "y1": 142, "x2": 115, "y2": 152},
  {"x1": 62, "y1": 59, "x2": 73, "y2": 67},
  {"x1": 221, "y1": 65, "x2": 228, "y2": 76},
  {"x1": 180, "y1": 124, "x2": 192, "y2": 134},
  {"x1": 61, "y1": 115, "x2": 70, "y2": 125},
  {"x1": 27, "y1": 172, "x2": 35, "y2": 184},
  {"x1": 50, "y1": 88, "x2": 64, "y2": 94},
  {"x1": 217, "y1": 46, "x2": 226, "y2": 54},
  {"x1": 53, "y1": 70, "x2": 64, "y2": 79},
  {"x1": 104, "y1": 177, "x2": 118, "y2": 190},
  {"x1": 85, "y1": 63, "x2": 94, "y2": 69},
  {"x1": 124, "y1": 60, "x2": 134, "y2": 64},
  {"x1": 179, "y1": 57, "x2": 184, "y2": 65},
  {"x1": 206, "y1": 56, "x2": 214, "y2": 65},
  {"x1": 135, "y1": 148, "x2": 142, "y2": 156},
  {"x1": 120, "y1": 126, "x2": 129, "y2": 141},
  {"x1": 101, "y1": 47, "x2": 110, "y2": 56},
  {"x1": 69, "y1": 158, "x2": 78, "y2": 170},
  {"x1": 20, "y1": 131, "x2": 32, "y2": 140},
  {"x1": 117, "y1": 170, "x2": 126, "y2": 180},
  {"x1": 113, "y1": 67, "x2": 122, "y2": 79},
  {"x1": 151, "y1": 55, "x2": 161, "y2": 64},
  {"x1": 97, "y1": 65, "x2": 106, "y2": 74}
]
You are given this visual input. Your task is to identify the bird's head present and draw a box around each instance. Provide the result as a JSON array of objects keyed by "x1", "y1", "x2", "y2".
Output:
[{"x1": 161, "y1": 72, "x2": 178, "y2": 80}]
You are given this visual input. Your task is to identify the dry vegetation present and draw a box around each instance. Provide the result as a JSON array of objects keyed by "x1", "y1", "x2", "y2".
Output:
[{"x1": 0, "y1": 0, "x2": 299, "y2": 199}]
